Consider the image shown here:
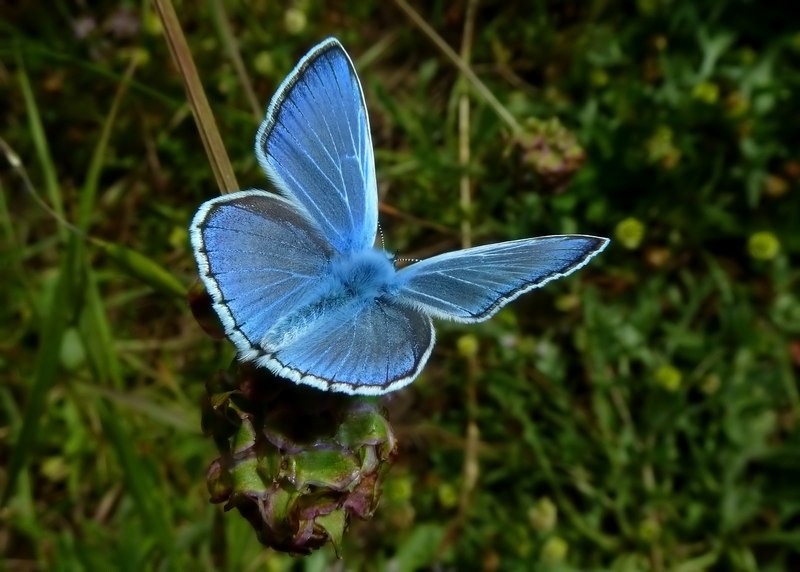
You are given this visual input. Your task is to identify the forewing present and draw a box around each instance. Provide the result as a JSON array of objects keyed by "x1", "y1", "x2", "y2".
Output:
[
  {"x1": 255, "y1": 38, "x2": 378, "y2": 255},
  {"x1": 255, "y1": 298, "x2": 435, "y2": 395},
  {"x1": 190, "y1": 190, "x2": 334, "y2": 361},
  {"x1": 395, "y1": 235, "x2": 609, "y2": 322}
]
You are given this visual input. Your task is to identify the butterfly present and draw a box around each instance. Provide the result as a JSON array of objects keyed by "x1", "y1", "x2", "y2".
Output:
[{"x1": 190, "y1": 38, "x2": 609, "y2": 395}]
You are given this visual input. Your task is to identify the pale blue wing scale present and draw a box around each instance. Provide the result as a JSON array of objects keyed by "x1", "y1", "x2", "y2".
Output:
[
  {"x1": 190, "y1": 190, "x2": 334, "y2": 361},
  {"x1": 255, "y1": 38, "x2": 378, "y2": 255},
  {"x1": 256, "y1": 299, "x2": 435, "y2": 395},
  {"x1": 394, "y1": 235, "x2": 610, "y2": 323}
]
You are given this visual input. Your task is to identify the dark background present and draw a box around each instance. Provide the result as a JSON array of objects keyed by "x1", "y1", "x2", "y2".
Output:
[{"x1": 1, "y1": 1, "x2": 799, "y2": 569}]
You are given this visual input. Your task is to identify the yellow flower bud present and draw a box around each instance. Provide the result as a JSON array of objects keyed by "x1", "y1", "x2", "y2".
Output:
[
  {"x1": 540, "y1": 536, "x2": 569, "y2": 564},
  {"x1": 615, "y1": 217, "x2": 645, "y2": 250},
  {"x1": 655, "y1": 364, "x2": 682, "y2": 391},
  {"x1": 529, "y1": 497, "x2": 558, "y2": 532},
  {"x1": 748, "y1": 231, "x2": 780, "y2": 261},
  {"x1": 692, "y1": 81, "x2": 720, "y2": 104},
  {"x1": 284, "y1": 8, "x2": 307, "y2": 35},
  {"x1": 457, "y1": 334, "x2": 479, "y2": 358}
]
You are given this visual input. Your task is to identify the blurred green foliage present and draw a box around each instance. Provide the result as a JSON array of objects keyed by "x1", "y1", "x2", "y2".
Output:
[{"x1": 1, "y1": 0, "x2": 799, "y2": 570}]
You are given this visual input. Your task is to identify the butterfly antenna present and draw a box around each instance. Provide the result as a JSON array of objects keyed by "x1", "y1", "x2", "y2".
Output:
[
  {"x1": 0, "y1": 136, "x2": 85, "y2": 238},
  {"x1": 377, "y1": 224, "x2": 420, "y2": 265},
  {"x1": 393, "y1": 256, "x2": 421, "y2": 270},
  {"x1": 377, "y1": 222, "x2": 386, "y2": 249}
]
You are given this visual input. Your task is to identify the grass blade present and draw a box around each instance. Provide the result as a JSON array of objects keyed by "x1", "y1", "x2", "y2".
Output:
[
  {"x1": 153, "y1": 0, "x2": 239, "y2": 195},
  {"x1": 91, "y1": 238, "x2": 187, "y2": 299},
  {"x1": 81, "y1": 265, "x2": 178, "y2": 561},
  {"x1": 208, "y1": 0, "x2": 262, "y2": 121},
  {"x1": 15, "y1": 53, "x2": 66, "y2": 240},
  {"x1": 1, "y1": 239, "x2": 76, "y2": 505},
  {"x1": 77, "y1": 54, "x2": 140, "y2": 232}
]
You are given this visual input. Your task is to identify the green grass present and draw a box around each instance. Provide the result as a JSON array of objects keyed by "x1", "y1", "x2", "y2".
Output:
[{"x1": 2, "y1": 1, "x2": 799, "y2": 570}]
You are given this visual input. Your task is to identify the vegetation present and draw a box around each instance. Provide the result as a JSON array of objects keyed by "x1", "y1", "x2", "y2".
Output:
[{"x1": 2, "y1": 1, "x2": 799, "y2": 570}]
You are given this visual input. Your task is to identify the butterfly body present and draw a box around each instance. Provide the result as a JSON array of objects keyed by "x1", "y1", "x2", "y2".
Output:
[
  {"x1": 190, "y1": 38, "x2": 609, "y2": 395},
  {"x1": 265, "y1": 246, "x2": 397, "y2": 348},
  {"x1": 326, "y1": 247, "x2": 398, "y2": 302}
]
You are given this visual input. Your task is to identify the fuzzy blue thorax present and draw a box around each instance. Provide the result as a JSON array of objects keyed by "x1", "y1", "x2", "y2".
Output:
[{"x1": 327, "y1": 248, "x2": 397, "y2": 301}]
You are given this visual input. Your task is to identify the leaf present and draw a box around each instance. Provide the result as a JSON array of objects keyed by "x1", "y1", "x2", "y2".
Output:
[{"x1": 91, "y1": 238, "x2": 187, "y2": 299}]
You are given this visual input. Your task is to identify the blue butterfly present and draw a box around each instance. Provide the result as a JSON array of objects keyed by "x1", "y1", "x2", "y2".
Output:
[{"x1": 190, "y1": 38, "x2": 609, "y2": 395}]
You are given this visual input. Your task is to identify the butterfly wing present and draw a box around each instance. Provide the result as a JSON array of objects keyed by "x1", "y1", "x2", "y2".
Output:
[
  {"x1": 260, "y1": 298, "x2": 435, "y2": 395},
  {"x1": 190, "y1": 190, "x2": 334, "y2": 362},
  {"x1": 255, "y1": 38, "x2": 378, "y2": 256},
  {"x1": 395, "y1": 235, "x2": 609, "y2": 322},
  {"x1": 191, "y1": 189, "x2": 434, "y2": 395}
]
